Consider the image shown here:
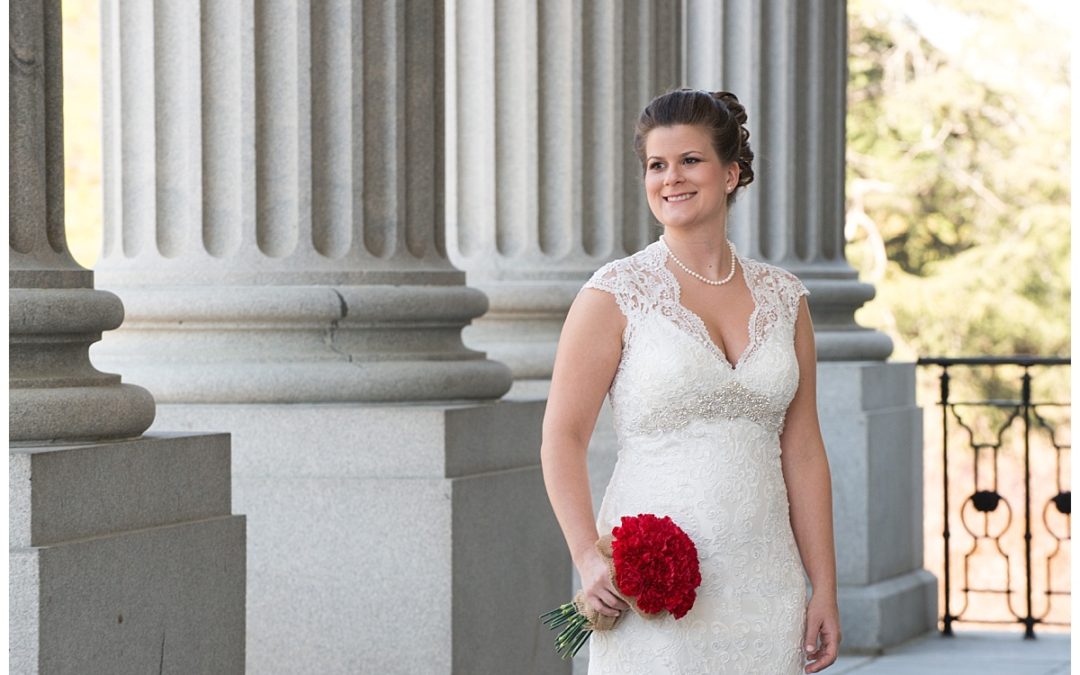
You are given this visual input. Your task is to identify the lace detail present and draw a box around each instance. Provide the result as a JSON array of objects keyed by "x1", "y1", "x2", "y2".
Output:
[{"x1": 581, "y1": 241, "x2": 811, "y2": 674}]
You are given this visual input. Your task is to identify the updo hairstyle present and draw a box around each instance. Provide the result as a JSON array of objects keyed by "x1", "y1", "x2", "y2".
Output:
[{"x1": 633, "y1": 89, "x2": 755, "y2": 205}]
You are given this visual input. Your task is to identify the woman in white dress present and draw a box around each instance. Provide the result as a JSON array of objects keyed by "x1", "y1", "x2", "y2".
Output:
[{"x1": 540, "y1": 89, "x2": 841, "y2": 673}]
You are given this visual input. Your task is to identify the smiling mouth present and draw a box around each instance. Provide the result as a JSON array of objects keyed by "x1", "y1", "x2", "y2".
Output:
[{"x1": 664, "y1": 192, "x2": 695, "y2": 202}]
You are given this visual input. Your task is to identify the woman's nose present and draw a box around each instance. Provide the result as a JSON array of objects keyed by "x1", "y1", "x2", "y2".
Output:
[{"x1": 664, "y1": 167, "x2": 683, "y2": 185}]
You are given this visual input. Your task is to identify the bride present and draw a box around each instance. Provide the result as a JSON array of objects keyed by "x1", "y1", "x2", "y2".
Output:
[{"x1": 540, "y1": 89, "x2": 841, "y2": 673}]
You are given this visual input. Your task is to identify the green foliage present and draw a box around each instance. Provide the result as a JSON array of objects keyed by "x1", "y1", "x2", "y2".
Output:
[{"x1": 846, "y1": 0, "x2": 1071, "y2": 376}]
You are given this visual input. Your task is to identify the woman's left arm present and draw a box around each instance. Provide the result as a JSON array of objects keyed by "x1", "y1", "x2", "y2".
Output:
[{"x1": 780, "y1": 294, "x2": 841, "y2": 673}]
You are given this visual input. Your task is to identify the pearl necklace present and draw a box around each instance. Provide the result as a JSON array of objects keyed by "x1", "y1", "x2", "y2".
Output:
[{"x1": 661, "y1": 236, "x2": 738, "y2": 286}]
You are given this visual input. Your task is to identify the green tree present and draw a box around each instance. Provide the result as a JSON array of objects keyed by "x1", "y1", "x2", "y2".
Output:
[{"x1": 846, "y1": 0, "x2": 1070, "y2": 389}]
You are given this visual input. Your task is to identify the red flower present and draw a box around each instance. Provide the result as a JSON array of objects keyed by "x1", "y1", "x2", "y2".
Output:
[{"x1": 610, "y1": 514, "x2": 702, "y2": 620}]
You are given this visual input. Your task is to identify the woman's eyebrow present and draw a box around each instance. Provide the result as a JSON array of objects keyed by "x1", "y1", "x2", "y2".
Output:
[{"x1": 646, "y1": 150, "x2": 704, "y2": 161}]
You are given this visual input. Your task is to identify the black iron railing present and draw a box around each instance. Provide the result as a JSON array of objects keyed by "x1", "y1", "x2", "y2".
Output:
[{"x1": 917, "y1": 356, "x2": 1071, "y2": 638}]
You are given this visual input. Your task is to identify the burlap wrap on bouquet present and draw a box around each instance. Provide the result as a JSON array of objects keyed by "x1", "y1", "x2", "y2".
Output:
[{"x1": 570, "y1": 534, "x2": 666, "y2": 632}]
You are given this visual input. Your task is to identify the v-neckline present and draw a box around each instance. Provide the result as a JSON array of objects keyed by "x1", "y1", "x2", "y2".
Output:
[{"x1": 653, "y1": 239, "x2": 761, "y2": 371}]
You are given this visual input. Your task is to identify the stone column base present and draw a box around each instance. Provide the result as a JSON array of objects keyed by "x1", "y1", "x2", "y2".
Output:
[
  {"x1": 838, "y1": 568, "x2": 938, "y2": 652},
  {"x1": 9, "y1": 433, "x2": 246, "y2": 674},
  {"x1": 818, "y1": 361, "x2": 938, "y2": 652},
  {"x1": 151, "y1": 400, "x2": 568, "y2": 675}
]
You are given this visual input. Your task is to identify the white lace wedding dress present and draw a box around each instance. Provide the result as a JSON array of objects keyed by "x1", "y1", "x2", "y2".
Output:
[{"x1": 583, "y1": 239, "x2": 810, "y2": 674}]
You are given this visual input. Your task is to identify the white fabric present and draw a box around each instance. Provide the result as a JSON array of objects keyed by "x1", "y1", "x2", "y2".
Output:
[{"x1": 584, "y1": 240, "x2": 811, "y2": 674}]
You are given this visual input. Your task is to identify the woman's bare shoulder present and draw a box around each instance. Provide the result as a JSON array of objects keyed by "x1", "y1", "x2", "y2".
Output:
[{"x1": 570, "y1": 280, "x2": 626, "y2": 336}]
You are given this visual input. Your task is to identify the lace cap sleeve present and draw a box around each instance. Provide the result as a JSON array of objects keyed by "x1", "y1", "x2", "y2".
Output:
[
  {"x1": 754, "y1": 261, "x2": 809, "y2": 322},
  {"x1": 581, "y1": 259, "x2": 638, "y2": 330},
  {"x1": 782, "y1": 269, "x2": 810, "y2": 319},
  {"x1": 582, "y1": 260, "x2": 621, "y2": 297}
]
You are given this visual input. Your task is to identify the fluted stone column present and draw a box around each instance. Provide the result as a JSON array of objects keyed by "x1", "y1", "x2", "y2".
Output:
[
  {"x1": 92, "y1": 2, "x2": 563, "y2": 672},
  {"x1": 94, "y1": 0, "x2": 508, "y2": 403},
  {"x1": 446, "y1": 0, "x2": 682, "y2": 394},
  {"x1": 9, "y1": 0, "x2": 244, "y2": 672},
  {"x1": 9, "y1": 0, "x2": 154, "y2": 442},
  {"x1": 686, "y1": 0, "x2": 892, "y2": 360},
  {"x1": 446, "y1": 5, "x2": 683, "y2": 671},
  {"x1": 685, "y1": 0, "x2": 936, "y2": 652}
]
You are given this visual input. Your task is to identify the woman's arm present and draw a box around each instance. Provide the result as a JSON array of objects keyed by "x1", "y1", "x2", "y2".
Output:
[
  {"x1": 540, "y1": 287, "x2": 629, "y2": 617},
  {"x1": 780, "y1": 295, "x2": 841, "y2": 672}
]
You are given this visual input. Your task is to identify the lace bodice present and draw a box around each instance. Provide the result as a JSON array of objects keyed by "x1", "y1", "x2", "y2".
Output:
[
  {"x1": 584, "y1": 239, "x2": 810, "y2": 441},
  {"x1": 581, "y1": 239, "x2": 812, "y2": 674}
]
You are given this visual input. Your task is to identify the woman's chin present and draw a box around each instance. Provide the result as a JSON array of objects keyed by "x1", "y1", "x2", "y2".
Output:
[{"x1": 657, "y1": 215, "x2": 698, "y2": 230}]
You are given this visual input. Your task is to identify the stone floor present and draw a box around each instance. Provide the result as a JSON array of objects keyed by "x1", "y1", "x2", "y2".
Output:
[{"x1": 831, "y1": 628, "x2": 1071, "y2": 675}]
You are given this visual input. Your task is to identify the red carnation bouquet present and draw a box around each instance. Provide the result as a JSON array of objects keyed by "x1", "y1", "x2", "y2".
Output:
[{"x1": 539, "y1": 513, "x2": 702, "y2": 659}]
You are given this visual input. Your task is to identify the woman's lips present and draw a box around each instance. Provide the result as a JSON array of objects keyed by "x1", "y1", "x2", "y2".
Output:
[{"x1": 664, "y1": 192, "x2": 695, "y2": 202}]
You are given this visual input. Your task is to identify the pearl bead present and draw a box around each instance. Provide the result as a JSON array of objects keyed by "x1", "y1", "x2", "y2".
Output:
[{"x1": 660, "y1": 236, "x2": 738, "y2": 286}]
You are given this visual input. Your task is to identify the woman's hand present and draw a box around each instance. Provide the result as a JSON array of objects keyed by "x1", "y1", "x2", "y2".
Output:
[
  {"x1": 575, "y1": 548, "x2": 630, "y2": 618},
  {"x1": 803, "y1": 592, "x2": 841, "y2": 672}
]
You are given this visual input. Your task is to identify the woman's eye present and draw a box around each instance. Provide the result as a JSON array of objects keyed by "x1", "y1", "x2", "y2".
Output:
[
  {"x1": 649, "y1": 162, "x2": 663, "y2": 171},
  {"x1": 684, "y1": 157, "x2": 700, "y2": 164}
]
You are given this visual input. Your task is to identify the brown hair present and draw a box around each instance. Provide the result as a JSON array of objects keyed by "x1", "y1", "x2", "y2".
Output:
[{"x1": 633, "y1": 89, "x2": 755, "y2": 205}]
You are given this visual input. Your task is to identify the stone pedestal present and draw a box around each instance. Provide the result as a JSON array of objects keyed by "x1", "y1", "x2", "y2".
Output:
[
  {"x1": 818, "y1": 362, "x2": 937, "y2": 650},
  {"x1": 149, "y1": 402, "x2": 566, "y2": 674},
  {"x1": 10, "y1": 434, "x2": 246, "y2": 674}
]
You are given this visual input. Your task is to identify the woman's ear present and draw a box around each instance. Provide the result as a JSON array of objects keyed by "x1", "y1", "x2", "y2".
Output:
[{"x1": 727, "y1": 162, "x2": 740, "y2": 192}]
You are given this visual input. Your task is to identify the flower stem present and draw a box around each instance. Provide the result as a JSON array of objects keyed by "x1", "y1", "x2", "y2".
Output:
[{"x1": 541, "y1": 602, "x2": 594, "y2": 659}]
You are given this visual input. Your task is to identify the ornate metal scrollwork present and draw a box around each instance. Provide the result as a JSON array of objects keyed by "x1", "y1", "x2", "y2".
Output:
[{"x1": 919, "y1": 356, "x2": 1071, "y2": 639}]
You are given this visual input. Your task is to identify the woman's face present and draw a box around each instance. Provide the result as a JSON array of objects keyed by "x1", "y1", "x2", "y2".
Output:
[{"x1": 643, "y1": 124, "x2": 738, "y2": 232}]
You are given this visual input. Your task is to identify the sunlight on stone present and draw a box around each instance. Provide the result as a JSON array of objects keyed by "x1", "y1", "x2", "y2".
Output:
[{"x1": 61, "y1": 0, "x2": 101, "y2": 269}]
